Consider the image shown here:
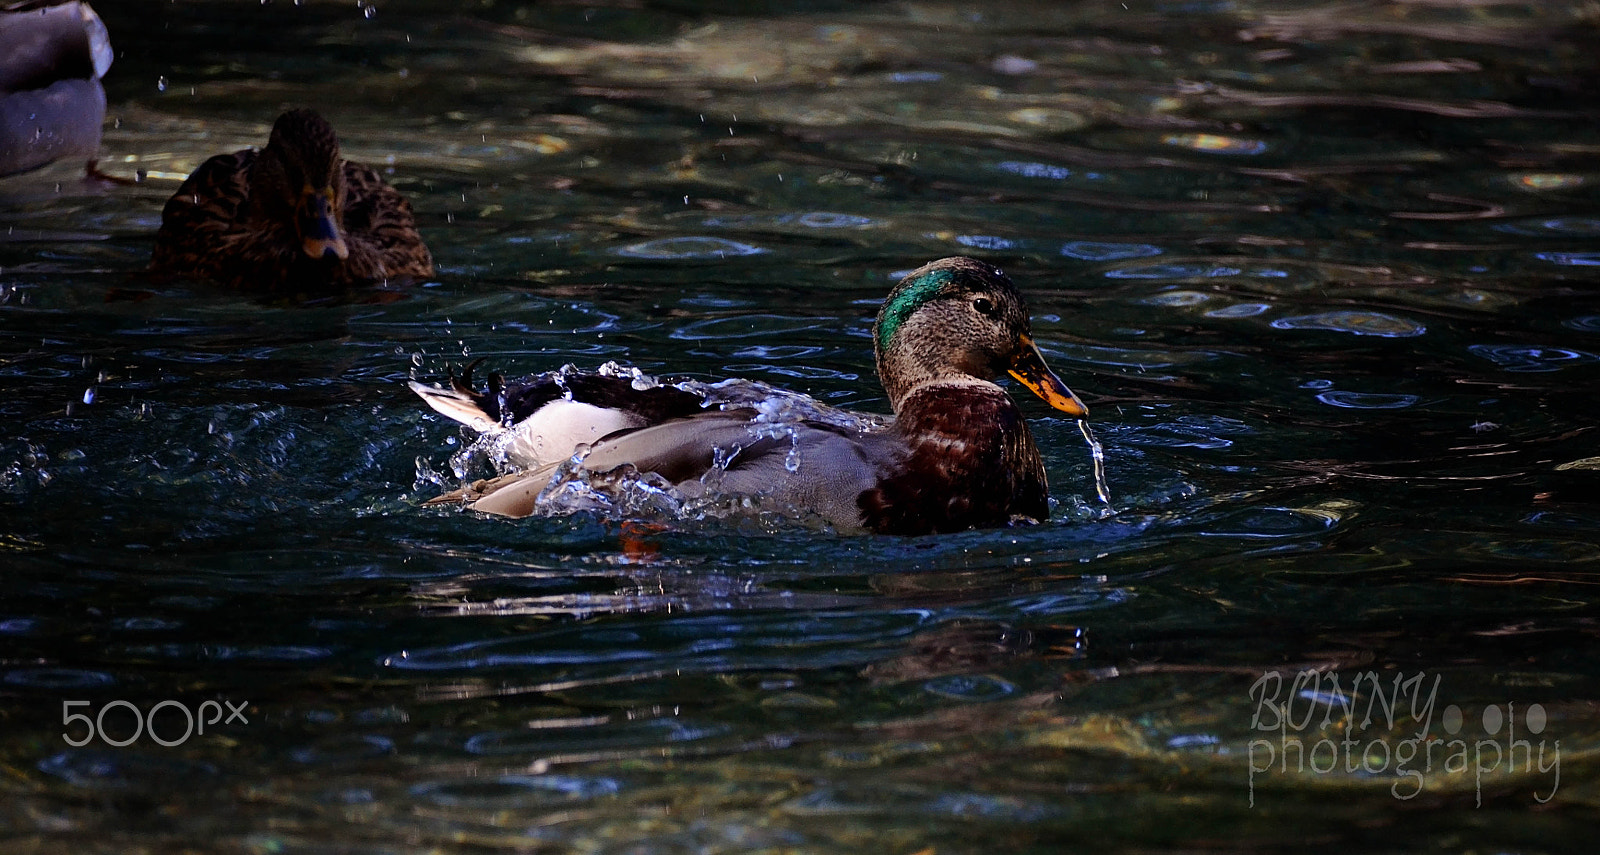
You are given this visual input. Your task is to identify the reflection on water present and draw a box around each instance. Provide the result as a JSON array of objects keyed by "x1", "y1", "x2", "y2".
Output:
[{"x1": 4, "y1": 0, "x2": 1600, "y2": 851}]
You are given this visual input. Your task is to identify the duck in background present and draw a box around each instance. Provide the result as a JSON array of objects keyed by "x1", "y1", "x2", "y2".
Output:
[
  {"x1": 412, "y1": 257, "x2": 1090, "y2": 535},
  {"x1": 151, "y1": 108, "x2": 433, "y2": 292},
  {"x1": 0, "y1": 0, "x2": 112, "y2": 178}
]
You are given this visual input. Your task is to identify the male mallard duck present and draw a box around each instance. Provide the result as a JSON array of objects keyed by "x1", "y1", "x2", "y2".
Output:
[
  {"x1": 150, "y1": 108, "x2": 432, "y2": 291},
  {"x1": 411, "y1": 257, "x2": 1089, "y2": 535},
  {"x1": 0, "y1": 0, "x2": 112, "y2": 177}
]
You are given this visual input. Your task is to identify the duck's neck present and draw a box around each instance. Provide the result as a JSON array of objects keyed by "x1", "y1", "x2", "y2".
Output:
[
  {"x1": 862, "y1": 381, "x2": 1051, "y2": 533},
  {"x1": 878, "y1": 351, "x2": 998, "y2": 414},
  {"x1": 887, "y1": 377, "x2": 998, "y2": 418}
]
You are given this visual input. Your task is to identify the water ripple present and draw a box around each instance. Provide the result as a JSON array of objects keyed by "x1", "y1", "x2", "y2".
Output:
[
  {"x1": 1204, "y1": 302, "x2": 1272, "y2": 318},
  {"x1": 927, "y1": 792, "x2": 1057, "y2": 821},
  {"x1": 722, "y1": 363, "x2": 858, "y2": 380},
  {"x1": 995, "y1": 160, "x2": 1074, "y2": 180},
  {"x1": 1141, "y1": 290, "x2": 1212, "y2": 306},
  {"x1": 0, "y1": 617, "x2": 43, "y2": 634},
  {"x1": 1493, "y1": 217, "x2": 1600, "y2": 236},
  {"x1": 39, "y1": 750, "x2": 217, "y2": 790},
  {"x1": 954, "y1": 234, "x2": 1022, "y2": 250},
  {"x1": 1107, "y1": 263, "x2": 1242, "y2": 280},
  {"x1": 728, "y1": 344, "x2": 824, "y2": 359},
  {"x1": 1468, "y1": 344, "x2": 1600, "y2": 372},
  {"x1": 410, "y1": 774, "x2": 621, "y2": 807},
  {"x1": 1041, "y1": 342, "x2": 1212, "y2": 369},
  {"x1": 795, "y1": 212, "x2": 874, "y2": 229},
  {"x1": 1315, "y1": 391, "x2": 1421, "y2": 409},
  {"x1": 1119, "y1": 415, "x2": 1253, "y2": 449},
  {"x1": 922, "y1": 674, "x2": 1016, "y2": 700},
  {"x1": 613, "y1": 236, "x2": 767, "y2": 260},
  {"x1": 387, "y1": 611, "x2": 931, "y2": 673},
  {"x1": 1271, "y1": 311, "x2": 1426, "y2": 337},
  {"x1": 1060, "y1": 241, "x2": 1163, "y2": 261},
  {"x1": 670, "y1": 314, "x2": 827, "y2": 341},
  {"x1": 1534, "y1": 252, "x2": 1600, "y2": 266},
  {"x1": 465, "y1": 718, "x2": 727, "y2": 755},
  {"x1": 4, "y1": 668, "x2": 117, "y2": 689},
  {"x1": 697, "y1": 212, "x2": 875, "y2": 230},
  {"x1": 1198, "y1": 506, "x2": 1342, "y2": 538},
  {"x1": 1163, "y1": 133, "x2": 1269, "y2": 155},
  {"x1": 289, "y1": 734, "x2": 396, "y2": 765},
  {"x1": 118, "y1": 644, "x2": 333, "y2": 662}
]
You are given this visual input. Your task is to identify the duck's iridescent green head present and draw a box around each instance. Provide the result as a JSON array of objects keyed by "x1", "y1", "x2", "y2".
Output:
[
  {"x1": 875, "y1": 267, "x2": 955, "y2": 353},
  {"x1": 873, "y1": 256, "x2": 1087, "y2": 417}
]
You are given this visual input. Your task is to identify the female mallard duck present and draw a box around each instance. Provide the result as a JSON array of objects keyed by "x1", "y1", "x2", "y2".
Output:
[
  {"x1": 150, "y1": 109, "x2": 432, "y2": 291},
  {"x1": 411, "y1": 257, "x2": 1089, "y2": 535}
]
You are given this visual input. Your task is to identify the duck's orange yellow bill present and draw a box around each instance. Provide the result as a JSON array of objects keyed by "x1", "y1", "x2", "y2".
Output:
[
  {"x1": 299, "y1": 187, "x2": 350, "y2": 261},
  {"x1": 1008, "y1": 335, "x2": 1088, "y2": 418}
]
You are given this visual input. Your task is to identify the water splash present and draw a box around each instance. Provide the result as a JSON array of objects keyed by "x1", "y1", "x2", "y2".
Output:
[
  {"x1": 596, "y1": 360, "x2": 660, "y2": 391},
  {"x1": 687, "y1": 377, "x2": 887, "y2": 433},
  {"x1": 1078, "y1": 419, "x2": 1113, "y2": 511}
]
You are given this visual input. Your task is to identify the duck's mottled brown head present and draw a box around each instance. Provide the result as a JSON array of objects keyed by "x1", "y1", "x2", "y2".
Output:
[
  {"x1": 873, "y1": 256, "x2": 1087, "y2": 417},
  {"x1": 251, "y1": 109, "x2": 349, "y2": 262}
]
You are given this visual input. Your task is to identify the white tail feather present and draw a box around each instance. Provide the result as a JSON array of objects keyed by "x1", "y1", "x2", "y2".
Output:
[{"x1": 408, "y1": 381, "x2": 502, "y2": 433}]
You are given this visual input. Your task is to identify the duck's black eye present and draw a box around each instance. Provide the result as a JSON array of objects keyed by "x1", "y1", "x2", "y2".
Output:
[{"x1": 972, "y1": 296, "x2": 997, "y2": 317}]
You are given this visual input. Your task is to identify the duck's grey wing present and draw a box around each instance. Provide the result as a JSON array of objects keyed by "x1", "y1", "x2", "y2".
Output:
[{"x1": 695, "y1": 425, "x2": 899, "y2": 532}]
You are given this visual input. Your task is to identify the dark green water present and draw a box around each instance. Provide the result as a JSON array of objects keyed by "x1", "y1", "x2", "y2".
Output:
[{"x1": 3, "y1": 1, "x2": 1599, "y2": 851}]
